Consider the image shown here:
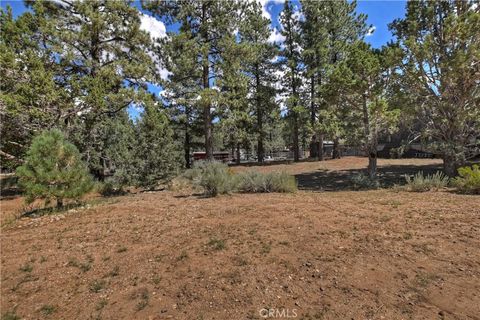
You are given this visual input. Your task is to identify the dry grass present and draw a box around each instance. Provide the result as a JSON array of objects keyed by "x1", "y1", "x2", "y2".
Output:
[{"x1": 1, "y1": 157, "x2": 479, "y2": 320}]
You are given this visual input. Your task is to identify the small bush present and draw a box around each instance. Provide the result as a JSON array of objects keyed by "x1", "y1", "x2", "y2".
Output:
[
  {"x1": 96, "y1": 180, "x2": 126, "y2": 197},
  {"x1": 453, "y1": 165, "x2": 480, "y2": 194},
  {"x1": 16, "y1": 129, "x2": 93, "y2": 208},
  {"x1": 237, "y1": 170, "x2": 297, "y2": 193},
  {"x1": 168, "y1": 176, "x2": 193, "y2": 192},
  {"x1": 404, "y1": 171, "x2": 449, "y2": 192},
  {"x1": 185, "y1": 161, "x2": 235, "y2": 197},
  {"x1": 351, "y1": 173, "x2": 380, "y2": 190}
]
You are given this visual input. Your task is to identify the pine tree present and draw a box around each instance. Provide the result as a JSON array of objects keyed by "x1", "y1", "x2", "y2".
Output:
[
  {"x1": 300, "y1": 0, "x2": 329, "y2": 160},
  {"x1": 321, "y1": 0, "x2": 368, "y2": 159},
  {"x1": 143, "y1": 0, "x2": 241, "y2": 160},
  {"x1": 0, "y1": 6, "x2": 67, "y2": 170},
  {"x1": 280, "y1": 0, "x2": 304, "y2": 162},
  {"x1": 27, "y1": 0, "x2": 155, "y2": 177},
  {"x1": 16, "y1": 130, "x2": 93, "y2": 208},
  {"x1": 239, "y1": 1, "x2": 279, "y2": 163},
  {"x1": 331, "y1": 42, "x2": 400, "y2": 178},
  {"x1": 390, "y1": 1, "x2": 480, "y2": 176},
  {"x1": 135, "y1": 102, "x2": 183, "y2": 189}
]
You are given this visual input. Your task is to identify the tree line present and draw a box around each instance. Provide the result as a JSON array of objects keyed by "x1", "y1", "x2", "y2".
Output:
[{"x1": 1, "y1": 0, "x2": 479, "y2": 189}]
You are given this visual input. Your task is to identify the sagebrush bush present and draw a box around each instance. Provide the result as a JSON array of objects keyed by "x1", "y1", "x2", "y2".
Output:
[
  {"x1": 404, "y1": 171, "x2": 449, "y2": 192},
  {"x1": 96, "y1": 180, "x2": 126, "y2": 197},
  {"x1": 184, "y1": 161, "x2": 235, "y2": 197},
  {"x1": 181, "y1": 162, "x2": 297, "y2": 196},
  {"x1": 453, "y1": 165, "x2": 480, "y2": 194},
  {"x1": 16, "y1": 129, "x2": 93, "y2": 208},
  {"x1": 351, "y1": 173, "x2": 380, "y2": 190},
  {"x1": 237, "y1": 170, "x2": 297, "y2": 193}
]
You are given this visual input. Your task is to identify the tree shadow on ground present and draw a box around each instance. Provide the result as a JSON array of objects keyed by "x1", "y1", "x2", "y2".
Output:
[
  {"x1": 295, "y1": 163, "x2": 444, "y2": 191},
  {"x1": 20, "y1": 202, "x2": 86, "y2": 218}
]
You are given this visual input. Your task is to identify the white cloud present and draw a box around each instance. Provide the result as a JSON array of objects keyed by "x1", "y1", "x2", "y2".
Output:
[
  {"x1": 366, "y1": 26, "x2": 376, "y2": 37},
  {"x1": 139, "y1": 13, "x2": 167, "y2": 39},
  {"x1": 268, "y1": 27, "x2": 286, "y2": 44},
  {"x1": 138, "y1": 12, "x2": 171, "y2": 81},
  {"x1": 249, "y1": 0, "x2": 285, "y2": 21}
]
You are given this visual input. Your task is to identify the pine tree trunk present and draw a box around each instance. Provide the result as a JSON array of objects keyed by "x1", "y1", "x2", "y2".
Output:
[
  {"x1": 293, "y1": 113, "x2": 300, "y2": 162},
  {"x1": 442, "y1": 152, "x2": 462, "y2": 177},
  {"x1": 236, "y1": 144, "x2": 241, "y2": 165},
  {"x1": 57, "y1": 198, "x2": 63, "y2": 209},
  {"x1": 310, "y1": 135, "x2": 318, "y2": 159},
  {"x1": 368, "y1": 154, "x2": 377, "y2": 179},
  {"x1": 256, "y1": 70, "x2": 264, "y2": 163},
  {"x1": 184, "y1": 128, "x2": 191, "y2": 169},
  {"x1": 318, "y1": 134, "x2": 324, "y2": 161},
  {"x1": 332, "y1": 137, "x2": 341, "y2": 159},
  {"x1": 309, "y1": 75, "x2": 317, "y2": 159},
  {"x1": 201, "y1": 3, "x2": 213, "y2": 161},
  {"x1": 362, "y1": 93, "x2": 377, "y2": 179},
  {"x1": 203, "y1": 64, "x2": 213, "y2": 160}
]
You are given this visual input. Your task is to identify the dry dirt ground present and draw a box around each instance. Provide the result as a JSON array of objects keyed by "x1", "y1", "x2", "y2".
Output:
[{"x1": 1, "y1": 157, "x2": 479, "y2": 320}]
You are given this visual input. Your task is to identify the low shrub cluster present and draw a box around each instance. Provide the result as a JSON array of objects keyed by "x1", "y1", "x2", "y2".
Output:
[
  {"x1": 453, "y1": 165, "x2": 480, "y2": 194},
  {"x1": 404, "y1": 171, "x2": 449, "y2": 192},
  {"x1": 183, "y1": 161, "x2": 236, "y2": 197},
  {"x1": 182, "y1": 161, "x2": 297, "y2": 197},
  {"x1": 236, "y1": 170, "x2": 297, "y2": 193},
  {"x1": 350, "y1": 173, "x2": 380, "y2": 190}
]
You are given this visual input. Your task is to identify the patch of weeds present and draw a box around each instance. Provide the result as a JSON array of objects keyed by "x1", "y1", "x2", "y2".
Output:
[
  {"x1": 131, "y1": 275, "x2": 139, "y2": 287},
  {"x1": 39, "y1": 305, "x2": 56, "y2": 316},
  {"x1": 414, "y1": 272, "x2": 439, "y2": 288},
  {"x1": 79, "y1": 261, "x2": 91, "y2": 272},
  {"x1": 224, "y1": 270, "x2": 242, "y2": 285},
  {"x1": 1, "y1": 311, "x2": 21, "y2": 320},
  {"x1": 154, "y1": 254, "x2": 164, "y2": 262},
  {"x1": 232, "y1": 256, "x2": 248, "y2": 266},
  {"x1": 404, "y1": 171, "x2": 449, "y2": 192},
  {"x1": 152, "y1": 274, "x2": 161, "y2": 285},
  {"x1": 102, "y1": 256, "x2": 111, "y2": 262},
  {"x1": 278, "y1": 240, "x2": 290, "y2": 246},
  {"x1": 207, "y1": 238, "x2": 226, "y2": 251},
  {"x1": 105, "y1": 266, "x2": 119, "y2": 278},
  {"x1": 89, "y1": 279, "x2": 106, "y2": 293},
  {"x1": 378, "y1": 214, "x2": 393, "y2": 223},
  {"x1": 11, "y1": 274, "x2": 37, "y2": 292},
  {"x1": 412, "y1": 243, "x2": 436, "y2": 255},
  {"x1": 351, "y1": 173, "x2": 380, "y2": 190},
  {"x1": 131, "y1": 288, "x2": 149, "y2": 311},
  {"x1": 19, "y1": 263, "x2": 33, "y2": 273},
  {"x1": 116, "y1": 246, "x2": 127, "y2": 253},
  {"x1": 261, "y1": 243, "x2": 272, "y2": 255},
  {"x1": 176, "y1": 250, "x2": 189, "y2": 261},
  {"x1": 95, "y1": 298, "x2": 108, "y2": 311},
  {"x1": 403, "y1": 232, "x2": 413, "y2": 240},
  {"x1": 39, "y1": 256, "x2": 47, "y2": 263},
  {"x1": 67, "y1": 257, "x2": 91, "y2": 272}
]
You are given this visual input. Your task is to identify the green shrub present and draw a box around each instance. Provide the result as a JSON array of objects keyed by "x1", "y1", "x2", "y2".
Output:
[
  {"x1": 453, "y1": 165, "x2": 480, "y2": 194},
  {"x1": 185, "y1": 161, "x2": 235, "y2": 197},
  {"x1": 351, "y1": 173, "x2": 380, "y2": 190},
  {"x1": 404, "y1": 171, "x2": 449, "y2": 192},
  {"x1": 182, "y1": 162, "x2": 297, "y2": 196},
  {"x1": 96, "y1": 180, "x2": 127, "y2": 197},
  {"x1": 237, "y1": 170, "x2": 297, "y2": 193},
  {"x1": 16, "y1": 129, "x2": 94, "y2": 208}
]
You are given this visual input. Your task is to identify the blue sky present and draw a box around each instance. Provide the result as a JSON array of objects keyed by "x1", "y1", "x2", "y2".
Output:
[
  {"x1": 2, "y1": 0, "x2": 406, "y2": 119},
  {"x1": 1, "y1": 0, "x2": 406, "y2": 47}
]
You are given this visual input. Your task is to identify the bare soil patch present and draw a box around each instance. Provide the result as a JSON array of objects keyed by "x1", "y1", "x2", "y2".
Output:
[{"x1": 1, "y1": 157, "x2": 479, "y2": 320}]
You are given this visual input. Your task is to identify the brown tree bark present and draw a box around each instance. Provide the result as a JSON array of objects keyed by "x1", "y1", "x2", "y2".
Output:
[{"x1": 255, "y1": 68, "x2": 264, "y2": 163}]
